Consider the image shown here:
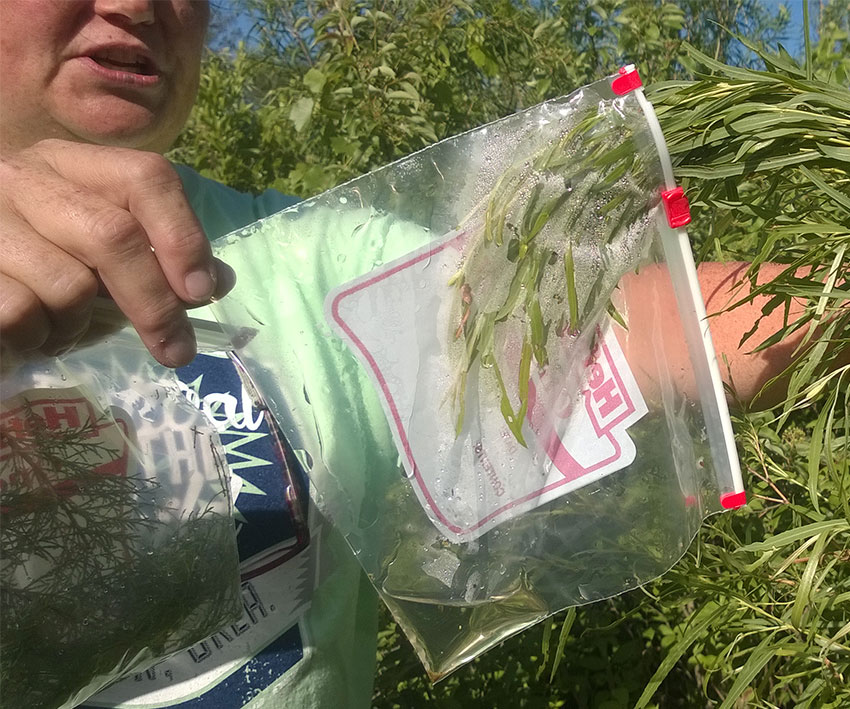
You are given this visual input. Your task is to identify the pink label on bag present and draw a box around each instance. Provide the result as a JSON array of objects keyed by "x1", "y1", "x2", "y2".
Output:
[{"x1": 326, "y1": 231, "x2": 647, "y2": 541}]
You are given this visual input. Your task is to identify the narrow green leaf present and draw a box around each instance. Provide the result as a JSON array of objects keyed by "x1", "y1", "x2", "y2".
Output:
[
  {"x1": 799, "y1": 166, "x2": 850, "y2": 215},
  {"x1": 717, "y1": 633, "x2": 781, "y2": 709},
  {"x1": 683, "y1": 43, "x2": 785, "y2": 83},
  {"x1": 454, "y1": 370, "x2": 467, "y2": 436},
  {"x1": 564, "y1": 243, "x2": 579, "y2": 331},
  {"x1": 675, "y1": 150, "x2": 821, "y2": 179},
  {"x1": 549, "y1": 607, "x2": 576, "y2": 683},
  {"x1": 518, "y1": 338, "x2": 532, "y2": 409},
  {"x1": 521, "y1": 183, "x2": 543, "y2": 238},
  {"x1": 782, "y1": 337, "x2": 833, "y2": 424},
  {"x1": 770, "y1": 534, "x2": 819, "y2": 578},
  {"x1": 537, "y1": 619, "x2": 553, "y2": 681},
  {"x1": 727, "y1": 110, "x2": 825, "y2": 135},
  {"x1": 791, "y1": 530, "x2": 830, "y2": 628},
  {"x1": 737, "y1": 520, "x2": 848, "y2": 553},
  {"x1": 797, "y1": 678, "x2": 826, "y2": 709},
  {"x1": 822, "y1": 619, "x2": 850, "y2": 656},
  {"x1": 607, "y1": 302, "x2": 627, "y2": 330},
  {"x1": 817, "y1": 143, "x2": 850, "y2": 161},
  {"x1": 803, "y1": 0, "x2": 812, "y2": 81},
  {"x1": 529, "y1": 300, "x2": 548, "y2": 366},
  {"x1": 807, "y1": 402, "x2": 829, "y2": 514},
  {"x1": 634, "y1": 602, "x2": 723, "y2": 709},
  {"x1": 496, "y1": 256, "x2": 533, "y2": 321},
  {"x1": 493, "y1": 362, "x2": 526, "y2": 447},
  {"x1": 771, "y1": 222, "x2": 849, "y2": 235}
]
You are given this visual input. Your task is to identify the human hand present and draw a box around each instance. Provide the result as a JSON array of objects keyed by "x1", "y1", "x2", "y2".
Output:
[{"x1": 0, "y1": 139, "x2": 233, "y2": 367}]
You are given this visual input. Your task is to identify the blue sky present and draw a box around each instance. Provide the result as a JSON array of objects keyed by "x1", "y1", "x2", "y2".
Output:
[
  {"x1": 776, "y1": 0, "x2": 807, "y2": 55},
  {"x1": 216, "y1": 0, "x2": 816, "y2": 59}
]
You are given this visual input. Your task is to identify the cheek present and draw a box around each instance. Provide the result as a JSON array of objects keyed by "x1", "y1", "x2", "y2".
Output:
[
  {"x1": 175, "y1": 0, "x2": 210, "y2": 45},
  {"x1": 171, "y1": 1, "x2": 209, "y2": 82},
  {"x1": 0, "y1": 39, "x2": 47, "y2": 122},
  {"x1": 0, "y1": 4, "x2": 83, "y2": 109}
]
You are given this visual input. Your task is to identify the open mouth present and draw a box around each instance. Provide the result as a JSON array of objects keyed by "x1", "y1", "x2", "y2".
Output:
[{"x1": 90, "y1": 52, "x2": 158, "y2": 76}]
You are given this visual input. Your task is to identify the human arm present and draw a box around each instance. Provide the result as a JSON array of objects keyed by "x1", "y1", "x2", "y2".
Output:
[{"x1": 618, "y1": 261, "x2": 847, "y2": 408}]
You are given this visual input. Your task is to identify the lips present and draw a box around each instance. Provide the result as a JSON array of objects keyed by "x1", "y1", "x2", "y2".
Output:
[{"x1": 89, "y1": 48, "x2": 159, "y2": 76}]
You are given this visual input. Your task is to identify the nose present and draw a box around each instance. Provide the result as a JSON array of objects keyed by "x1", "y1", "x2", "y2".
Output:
[{"x1": 93, "y1": 0, "x2": 155, "y2": 25}]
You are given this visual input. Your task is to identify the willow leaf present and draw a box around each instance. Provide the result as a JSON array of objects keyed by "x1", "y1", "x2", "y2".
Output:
[
  {"x1": 634, "y1": 602, "x2": 724, "y2": 709},
  {"x1": 791, "y1": 529, "x2": 830, "y2": 629},
  {"x1": 549, "y1": 607, "x2": 576, "y2": 683},
  {"x1": 807, "y1": 399, "x2": 830, "y2": 515},
  {"x1": 675, "y1": 150, "x2": 821, "y2": 178},
  {"x1": 537, "y1": 619, "x2": 553, "y2": 681},
  {"x1": 717, "y1": 633, "x2": 782, "y2": 709},
  {"x1": 737, "y1": 520, "x2": 849, "y2": 552},
  {"x1": 493, "y1": 361, "x2": 526, "y2": 447},
  {"x1": 817, "y1": 143, "x2": 850, "y2": 161},
  {"x1": 564, "y1": 244, "x2": 579, "y2": 331}
]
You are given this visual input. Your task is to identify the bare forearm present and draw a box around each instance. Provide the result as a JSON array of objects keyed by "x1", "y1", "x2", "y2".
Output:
[
  {"x1": 618, "y1": 261, "x2": 845, "y2": 408},
  {"x1": 697, "y1": 262, "x2": 808, "y2": 406}
]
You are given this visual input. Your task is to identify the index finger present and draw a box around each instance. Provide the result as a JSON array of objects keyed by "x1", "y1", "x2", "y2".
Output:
[{"x1": 40, "y1": 141, "x2": 218, "y2": 306}]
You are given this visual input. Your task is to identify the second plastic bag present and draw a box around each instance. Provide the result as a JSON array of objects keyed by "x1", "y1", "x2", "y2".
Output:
[
  {"x1": 0, "y1": 325, "x2": 242, "y2": 708},
  {"x1": 209, "y1": 68, "x2": 744, "y2": 678}
]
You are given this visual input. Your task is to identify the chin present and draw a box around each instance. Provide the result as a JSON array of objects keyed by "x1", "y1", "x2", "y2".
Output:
[
  {"x1": 64, "y1": 99, "x2": 181, "y2": 153},
  {"x1": 77, "y1": 121, "x2": 178, "y2": 153}
]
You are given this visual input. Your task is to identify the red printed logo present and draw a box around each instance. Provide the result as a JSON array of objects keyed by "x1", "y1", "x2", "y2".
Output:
[
  {"x1": 0, "y1": 388, "x2": 132, "y2": 507},
  {"x1": 583, "y1": 340, "x2": 635, "y2": 435}
]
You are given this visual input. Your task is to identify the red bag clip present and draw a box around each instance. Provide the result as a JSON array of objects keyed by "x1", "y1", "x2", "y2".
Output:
[
  {"x1": 611, "y1": 65, "x2": 643, "y2": 95},
  {"x1": 720, "y1": 491, "x2": 747, "y2": 510},
  {"x1": 661, "y1": 186, "x2": 692, "y2": 229}
]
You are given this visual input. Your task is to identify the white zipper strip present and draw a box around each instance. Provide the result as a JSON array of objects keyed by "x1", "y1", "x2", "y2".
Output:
[{"x1": 634, "y1": 88, "x2": 745, "y2": 500}]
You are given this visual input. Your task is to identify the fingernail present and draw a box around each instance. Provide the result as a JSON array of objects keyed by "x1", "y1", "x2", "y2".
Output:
[
  {"x1": 185, "y1": 266, "x2": 217, "y2": 302},
  {"x1": 162, "y1": 325, "x2": 197, "y2": 368},
  {"x1": 211, "y1": 259, "x2": 236, "y2": 300}
]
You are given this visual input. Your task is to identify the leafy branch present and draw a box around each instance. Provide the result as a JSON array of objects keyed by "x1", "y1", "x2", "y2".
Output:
[{"x1": 447, "y1": 90, "x2": 656, "y2": 442}]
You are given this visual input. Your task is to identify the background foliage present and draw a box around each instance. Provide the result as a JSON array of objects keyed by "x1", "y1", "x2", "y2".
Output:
[{"x1": 171, "y1": 1, "x2": 850, "y2": 706}]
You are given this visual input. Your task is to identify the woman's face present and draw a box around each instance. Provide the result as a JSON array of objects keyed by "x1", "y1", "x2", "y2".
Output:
[{"x1": 0, "y1": 0, "x2": 210, "y2": 153}]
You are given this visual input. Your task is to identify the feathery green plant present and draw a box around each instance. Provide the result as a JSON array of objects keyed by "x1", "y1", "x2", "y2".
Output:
[{"x1": 0, "y1": 404, "x2": 241, "y2": 709}]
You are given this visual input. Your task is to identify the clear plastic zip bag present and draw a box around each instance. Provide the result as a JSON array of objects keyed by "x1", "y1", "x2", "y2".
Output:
[
  {"x1": 209, "y1": 68, "x2": 745, "y2": 678},
  {"x1": 0, "y1": 320, "x2": 242, "y2": 709}
]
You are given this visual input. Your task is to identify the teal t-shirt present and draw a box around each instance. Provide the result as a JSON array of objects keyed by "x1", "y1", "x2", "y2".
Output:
[
  {"x1": 168, "y1": 167, "x2": 430, "y2": 707},
  {"x1": 176, "y1": 165, "x2": 380, "y2": 709}
]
